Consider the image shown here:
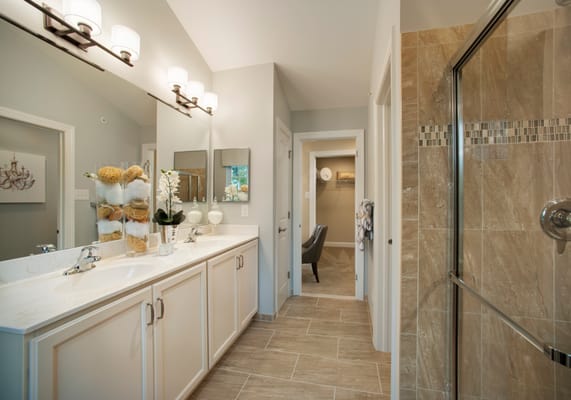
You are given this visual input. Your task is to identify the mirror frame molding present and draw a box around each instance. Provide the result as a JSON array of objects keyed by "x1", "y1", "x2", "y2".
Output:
[{"x1": 0, "y1": 106, "x2": 75, "y2": 250}]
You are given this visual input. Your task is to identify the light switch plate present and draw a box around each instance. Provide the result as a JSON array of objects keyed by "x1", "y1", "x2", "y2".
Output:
[{"x1": 241, "y1": 204, "x2": 249, "y2": 217}]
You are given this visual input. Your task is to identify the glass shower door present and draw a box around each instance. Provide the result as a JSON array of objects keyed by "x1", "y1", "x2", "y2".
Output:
[{"x1": 452, "y1": 0, "x2": 571, "y2": 398}]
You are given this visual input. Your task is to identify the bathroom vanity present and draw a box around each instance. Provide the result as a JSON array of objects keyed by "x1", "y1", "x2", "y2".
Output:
[{"x1": 0, "y1": 227, "x2": 258, "y2": 400}]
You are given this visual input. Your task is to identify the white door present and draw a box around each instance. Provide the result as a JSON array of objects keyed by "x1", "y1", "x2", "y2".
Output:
[
  {"x1": 29, "y1": 288, "x2": 154, "y2": 400},
  {"x1": 153, "y1": 264, "x2": 208, "y2": 400},
  {"x1": 276, "y1": 119, "x2": 292, "y2": 312}
]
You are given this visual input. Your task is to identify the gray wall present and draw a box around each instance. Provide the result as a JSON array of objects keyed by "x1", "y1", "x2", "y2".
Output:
[
  {"x1": 291, "y1": 107, "x2": 368, "y2": 133},
  {"x1": 0, "y1": 118, "x2": 60, "y2": 260}
]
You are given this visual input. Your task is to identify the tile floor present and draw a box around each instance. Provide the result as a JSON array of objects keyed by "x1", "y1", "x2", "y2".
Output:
[
  {"x1": 190, "y1": 296, "x2": 391, "y2": 399},
  {"x1": 302, "y1": 247, "x2": 356, "y2": 297}
]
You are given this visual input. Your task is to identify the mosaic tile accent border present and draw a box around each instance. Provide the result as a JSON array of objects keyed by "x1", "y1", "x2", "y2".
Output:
[{"x1": 418, "y1": 118, "x2": 571, "y2": 147}]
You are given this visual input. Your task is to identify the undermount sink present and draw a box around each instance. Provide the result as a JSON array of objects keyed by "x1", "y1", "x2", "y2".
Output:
[{"x1": 55, "y1": 259, "x2": 159, "y2": 293}]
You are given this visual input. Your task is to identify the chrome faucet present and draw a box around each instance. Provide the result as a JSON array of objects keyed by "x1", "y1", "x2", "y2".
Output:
[
  {"x1": 185, "y1": 227, "x2": 200, "y2": 243},
  {"x1": 63, "y1": 246, "x2": 101, "y2": 276}
]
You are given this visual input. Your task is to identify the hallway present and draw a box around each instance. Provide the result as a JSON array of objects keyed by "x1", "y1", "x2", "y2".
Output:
[{"x1": 190, "y1": 296, "x2": 390, "y2": 399}]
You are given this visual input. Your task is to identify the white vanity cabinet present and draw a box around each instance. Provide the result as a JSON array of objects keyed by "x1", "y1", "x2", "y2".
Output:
[
  {"x1": 29, "y1": 263, "x2": 208, "y2": 400},
  {"x1": 29, "y1": 287, "x2": 155, "y2": 400},
  {"x1": 207, "y1": 240, "x2": 258, "y2": 366}
]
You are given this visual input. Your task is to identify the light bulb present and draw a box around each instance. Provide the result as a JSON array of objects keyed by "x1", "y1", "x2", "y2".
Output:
[
  {"x1": 167, "y1": 67, "x2": 188, "y2": 91},
  {"x1": 186, "y1": 81, "x2": 204, "y2": 102},
  {"x1": 203, "y1": 92, "x2": 218, "y2": 112},
  {"x1": 111, "y1": 25, "x2": 140, "y2": 62},
  {"x1": 63, "y1": 0, "x2": 102, "y2": 36}
]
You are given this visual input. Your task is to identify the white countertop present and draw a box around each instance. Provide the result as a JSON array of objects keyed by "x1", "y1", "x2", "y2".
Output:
[{"x1": 0, "y1": 232, "x2": 257, "y2": 335}]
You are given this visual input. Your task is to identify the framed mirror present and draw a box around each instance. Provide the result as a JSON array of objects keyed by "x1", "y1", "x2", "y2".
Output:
[
  {"x1": 213, "y1": 148, "x2": 250, "y2": 202},
  {"x1": 173, "y1": 150, "x2": 207, "y2": 202}
]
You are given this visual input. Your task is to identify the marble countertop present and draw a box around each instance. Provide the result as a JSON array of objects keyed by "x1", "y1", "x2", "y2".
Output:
[{"x1": 0, "y1": 233, "x2": 257, "y2": 335}]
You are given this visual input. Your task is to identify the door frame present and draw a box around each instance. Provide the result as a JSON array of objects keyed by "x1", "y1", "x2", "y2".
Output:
[
  {"x1": 292, "y1": 129, "x2": 365, "y2": 299},
  {"x1": 0, "y1": 106, "x2": 75, "y2": 250},
  {"x1": 274, "y1": 117, "x2": 292, "y2": 312}
]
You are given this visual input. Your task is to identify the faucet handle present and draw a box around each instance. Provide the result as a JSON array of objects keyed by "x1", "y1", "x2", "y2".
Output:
[{"x1": 81, "y1": 245, "x2": 99, "y2": 257}]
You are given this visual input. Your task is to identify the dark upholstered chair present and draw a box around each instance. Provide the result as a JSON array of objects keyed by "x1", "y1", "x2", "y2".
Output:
[{"x1": 302, "y1": 224, "x2": 328, "y2": 283}]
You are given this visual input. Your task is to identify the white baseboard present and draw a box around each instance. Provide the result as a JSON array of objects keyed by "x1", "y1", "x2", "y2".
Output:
[{"x1": 324, "y1": 241, "x2": 355, "y2": 248}]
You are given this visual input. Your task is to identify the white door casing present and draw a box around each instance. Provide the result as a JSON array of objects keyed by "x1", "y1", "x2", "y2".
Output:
[
  {"x1": 275, "y1": 118, "x2": 292, "y2": 312},
  {"x1": 292, "y1": 129, "x2": 365, "y2": 300}
]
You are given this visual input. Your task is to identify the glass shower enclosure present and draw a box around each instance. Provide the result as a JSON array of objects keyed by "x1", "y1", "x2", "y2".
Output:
[{"x1": 450, "y1": 0, "x2": 571, "y2": 398}]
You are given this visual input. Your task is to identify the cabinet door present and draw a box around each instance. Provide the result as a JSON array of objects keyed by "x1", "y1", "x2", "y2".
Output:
[
  {"x1": 207, "y1": 249, "x2": 239, "y2": 367},
  {"x1": 29, "y1": 287, "x2": 154, "y2": 400},
  {"x1": 238, "y1": 240, "x2": 259, "y2": 331},
  {"x1": 153, "y1": 263, "x2": 207, "y2": 400}
]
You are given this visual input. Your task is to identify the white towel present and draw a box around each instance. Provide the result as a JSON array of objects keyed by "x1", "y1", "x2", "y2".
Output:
[{"x1": 356, "y1": 199, "x2": 374, "y2": 251}]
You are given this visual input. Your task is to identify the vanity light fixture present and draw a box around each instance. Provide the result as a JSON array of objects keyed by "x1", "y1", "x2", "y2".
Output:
[
  {"x1": 167, "y1": 66, "x2": 217, "y2": 116},
  {"x1": 24, "y1": 0, "x2": 140, "y2": 66}
]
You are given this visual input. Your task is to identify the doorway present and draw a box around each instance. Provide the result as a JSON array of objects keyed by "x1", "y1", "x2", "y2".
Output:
[{"x1": 292, "y1": 129, "x2": 365, "y2": 300}]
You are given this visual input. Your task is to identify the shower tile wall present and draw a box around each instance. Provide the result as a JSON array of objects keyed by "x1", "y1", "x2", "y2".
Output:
[{"x1": 401, "y1": 6, "x2": 571, "y2": 400}]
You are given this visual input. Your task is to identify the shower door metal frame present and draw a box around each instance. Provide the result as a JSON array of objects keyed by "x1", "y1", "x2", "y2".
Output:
[{"x1": 448, "y1": 0, "x2": 570, "y2": 398}]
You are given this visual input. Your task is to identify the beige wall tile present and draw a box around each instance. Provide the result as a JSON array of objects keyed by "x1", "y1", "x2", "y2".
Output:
[
  {"x1": 555, "y1": 5, "x2": 571, "y2": 28},
  {"x1": 403, "y1": 161, "x2": 419, "y2": 220},
  {"x1": 335, "y1": 389, "x2": 390, "y2": 400},
  {"x1": 219, "y1": 348, "x2": 298, "y2": 379},
  {"x1": 481, "y1": 36, "x2": 509, "y2": 120},
  {"x1": 238, "y1": 375, "x2": 334, "y2": 400},
  {"x1": 483, "y1": 143, "x2": 553, "y2": 231},
  {"x1": 419, "y1": 229, "x2": 448, "y2": 311},
  {"x1": 418, "y1": 25, "x2": 472, "y2": 46},
  {"x1": 482, "y1": 231, "x2": 553, "y2": 319},
  {"x1": 555, "y1": 322, "x2": 571, "y2": 398},
  {"x1": 400, "y1": 334, "x2": 417, "y2": 390},
  {"x1": 458, "y1": 313, "x2": 481, "y2": 397},
  {"x1": 266, "y1": 332, "x2": 338, "y2": 359},
  {"x1": 417, "y1": 310, "x2": 447, "y2": 391},
  {"x1": 418, "y1": 44, "x2": 456, "y2": 125},
  {"x1": 293, "y1": 355, "x2": 381, "y2": 393},
  {"x1": 461, "y1": 230, "x2": 482, "y2": 314},
  {"x1": 400, "y1": 389, "x2": 417, "y2": 400},
  {"x1": 190, "y1": 368, "x2": 249, "y2": 400},
  {"x1": 481, "y1": 314, "x2": 555, "y2": 399},
  {"x1": 554, "y1": 26, "x2": 571, "y2": 117},
  {"x1": 417, "y1": 389, "x2": 447, "y2": 400},
  {"x1": 461, "y1": 51, "x2": 482, "y2": 123},
  {"x1": 555, "y1": 141, "x2": 571, "y2": 197},
  {"x1": 402, "y1": 219, "x2": 419, "y2": 278},
  {"x1": 338, "y1": 337, "x2": 390, "y2": 365},
  {"x1": 402, "y1": 103, "x2": 419, "y2": 164},
  {"x1": 402, "y1": 47, "x2": 418, "y2": 105},
  {"x1": 506, "y1": 30, "x2": 553, "y2": 120},
  {"x1": 401, "y1": 276, "x2": 418, "y2": 334},
  {"x1": 402, "y1": 32, "x2": 419, "y2": 48},
  {"x1": 419, "y1": 147, "x2": 449, "y2": 229},
  {"x1": 555, "y1": 248, "x2": 571, "y2": 321},
  {"x1": 507, "y1": 10, "x2": 554, "y2": 35},
  {"x1": 463, "y1": 146, "x2": 483, "y2": 231}
]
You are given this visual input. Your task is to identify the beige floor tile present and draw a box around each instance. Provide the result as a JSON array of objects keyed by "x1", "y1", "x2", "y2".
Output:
[
  {"x1": 189, "y1": 368, "x2": 249, "y2": 400},
  {"x1": 317, "y1": 298, "x2": 369, "y2": 312},
  {"x1": 219, "y1": 347, "x2": 298, "y2": 379},
  {"x1": 285, "y1": 305, "x2": 342, "y2": 321},
  {"x1": 340, "y1": 310, "x2": 371, "y2": 325},
  {"x1": 335, "y1": 389, "x2": 390, "y2": 399},
  {"x1": 293, "y1": 354, "x2": 381, "y2": 393},
  {"x1": 237, "y1": 375, "x2": 334, "y2": 399},
  {"x1": 309, "y1": 320, "x2": 372, "y2": 340},
  {"x1": 267, "y1": 332, "x2": 338, "y2": 359},
  {"x1": 302, "y1": 247, "x2": 355, "y2": 296},
  {"x1": 250, "y1": 317, "x2": 311, "y2": 336},
  {"x1": 284, "y1": 295, "x2": 319, "y2": 307},
  {"x1": 338, "y1": 338, "x2": 390, "y2": 365},
  {"x1": 233, "y1": 328, "x2": 274, "y2": 349}
]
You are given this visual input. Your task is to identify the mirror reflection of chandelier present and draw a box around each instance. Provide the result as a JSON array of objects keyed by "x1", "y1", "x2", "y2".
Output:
[{"x1": 0, "y1": 154, "x2": 36, "y2": 191}]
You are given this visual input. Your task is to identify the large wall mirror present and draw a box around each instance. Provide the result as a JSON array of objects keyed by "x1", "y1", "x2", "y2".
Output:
[
  {"x1": 213, "y1": 148, "x2": 250, "y2": 202},
  {"x1": 0, "y1": 14, "x2": 208, "y2": 261},
  {"x1": 174, "y1": 150, "x2": 207, "y2": 202}
]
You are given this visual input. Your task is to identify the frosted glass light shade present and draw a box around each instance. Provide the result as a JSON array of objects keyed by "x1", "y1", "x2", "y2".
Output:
[
  {"x1": 167, "y1": 67, "x2": 188, "y2": 90},
  {"x1": 111, "y1": 25, "x2": 140, "y2": 61},
  {"x1": 203, "y1": 92, "x2": 218, "y2": 111},
  {"x1": 63, "y1": 0, "x2": 102, "y2": 35},
  {"x1": 186, "y1": 80, "x2": 204, "y2": 101}
]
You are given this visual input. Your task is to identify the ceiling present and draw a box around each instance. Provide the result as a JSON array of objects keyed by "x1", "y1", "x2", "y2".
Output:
[{"x1": 166, "y1": 0, "x2": 379, "y2": 111}]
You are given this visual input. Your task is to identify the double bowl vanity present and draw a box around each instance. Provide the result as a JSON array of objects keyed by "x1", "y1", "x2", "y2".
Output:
[{"x1": 0, "y1": 229, "x2": 259, "y2": 400}]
